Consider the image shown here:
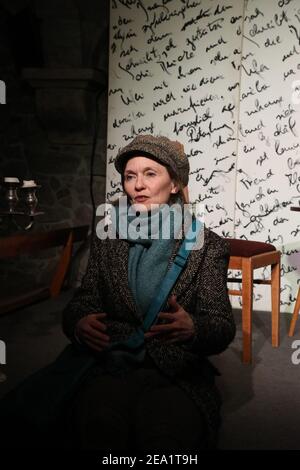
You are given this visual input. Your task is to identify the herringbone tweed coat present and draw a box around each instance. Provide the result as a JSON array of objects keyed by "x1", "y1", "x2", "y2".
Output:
[{"x1": 62, "y1": 226, "x2": 235, "y2": 448}]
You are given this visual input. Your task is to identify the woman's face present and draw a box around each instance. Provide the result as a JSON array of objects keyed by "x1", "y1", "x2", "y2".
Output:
[{"x1": 123, "y1": 156, "x2": 179, "y2": 210}]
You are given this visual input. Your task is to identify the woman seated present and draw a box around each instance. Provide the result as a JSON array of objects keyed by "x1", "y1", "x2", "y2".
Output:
[{"x1": 62, "y1": 134, "x2": 236, "y2": 451}]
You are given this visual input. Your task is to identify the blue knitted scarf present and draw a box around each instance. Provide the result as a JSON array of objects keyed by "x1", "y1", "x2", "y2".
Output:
[
  {"x1": 105, "y1": 197, "x2": 183, "y2": 374},
  {"x1": 115, "y1": 200, "x2": 183, "y2": 318}
]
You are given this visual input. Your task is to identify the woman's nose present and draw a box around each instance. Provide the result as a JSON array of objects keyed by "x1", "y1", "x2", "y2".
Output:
[{"x1": 135, "y1": 175, "x2": 145, "y2": 189}]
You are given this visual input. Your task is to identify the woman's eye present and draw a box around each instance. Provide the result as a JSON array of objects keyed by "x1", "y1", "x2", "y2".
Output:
[
  {"x1": 146, "y1": 172, "x2": 156, "y2": 177},
  {"x1": 125, "y1": 175, "x2": 134, "y2": 181}
]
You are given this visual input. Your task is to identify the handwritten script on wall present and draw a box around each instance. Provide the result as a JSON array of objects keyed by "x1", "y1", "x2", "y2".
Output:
[
  {"x1": 236, "y1": 0, "x2": 300, "y2": 311},
  {"x1": 107, "y1": 0, "x2": 300, "y2": 312}
]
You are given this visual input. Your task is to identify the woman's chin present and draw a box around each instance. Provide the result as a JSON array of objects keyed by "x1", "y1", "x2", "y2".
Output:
[{"x1": 132, "y1": 201, "x2": 150, "y2": 212}]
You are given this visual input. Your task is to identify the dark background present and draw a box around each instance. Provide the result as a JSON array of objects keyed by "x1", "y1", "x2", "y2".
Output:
[{"x1": 0, "y1": 0, "x2": 110, "y2": 289}]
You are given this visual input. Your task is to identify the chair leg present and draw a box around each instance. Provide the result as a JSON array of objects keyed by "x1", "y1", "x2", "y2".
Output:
[
  {"x1": 242, "y1": 258, "x2": 253, "y2": 364},
  {"x1": 289, "y1": 286, "x2": 300, "y2": 337},
  {"x1": 50, "y1": 231, "x2": 73, "y2": 297},
  {"x1": 271, "y1": 259, "x2": 280, "y2": 347}
]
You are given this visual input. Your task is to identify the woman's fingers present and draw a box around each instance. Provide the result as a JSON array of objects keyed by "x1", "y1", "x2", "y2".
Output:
[
  {"x1": 84, "y1": 338, "x2": 107, "y2": 353},
  {"x1": 149, "y1": 323, "x2": 179, "y2": 333},
  {"x1": 158, "y1": 312, "x2": 176, "y2": 321},
  {"x1": 85, "y1": 324, "x2": 110, "y2": 342},
  {"x1": 144, "y1": 329, "x2": 175, "y2": 339},
  {"x1": 144, "y1": 320, "x2": 179, "y2": 338},
  {"x1": 88, "y1": 313, "x2": 108, "y2": 331},
  {"x1": 144, "y1": 331, "x2": 157, "y2": 339},
  {"x1": 145, "y1": 328, "x2": 194, "y2": 344},
  {"x1": 75, "y1": 313, "x2": 110, "y2": 345},
  {"x1": 83, "y1": 330, "x2": 110, "y2": 346},
  {"x1": 89, "y1": 318, "x2": 108, "y2": 332},
  {"x1": 93, "y1": 313, "x2": 107, "y2": 319}
]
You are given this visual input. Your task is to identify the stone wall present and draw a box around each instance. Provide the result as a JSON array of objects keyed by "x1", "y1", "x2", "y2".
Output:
[{"x1": 0, "y1": 0, "x2": 109, "y2": 291}]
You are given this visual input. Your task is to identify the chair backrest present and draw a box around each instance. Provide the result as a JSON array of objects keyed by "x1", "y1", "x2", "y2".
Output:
[
  {"x1": 0, "y1": 226, "x2": 89, "y2": 259},
  {"x1": 0, "y1": 226, "x2": 89, "y2": 314}
]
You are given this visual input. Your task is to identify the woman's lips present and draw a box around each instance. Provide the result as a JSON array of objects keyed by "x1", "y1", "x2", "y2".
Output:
[{"x1": 135, "y1": 196, "x2": 149, "y2": 202}]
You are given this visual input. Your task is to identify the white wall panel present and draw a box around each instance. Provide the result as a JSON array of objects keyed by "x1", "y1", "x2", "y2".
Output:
[{"x1": 107, "y1": 0, "x2": 300, "y2": 313}]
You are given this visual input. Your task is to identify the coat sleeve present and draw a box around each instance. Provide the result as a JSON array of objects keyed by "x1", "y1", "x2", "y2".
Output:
[
  {"x1": 62, "y1": 235, "x2": 105, "y2": 342},
  {"x1": 183, "y1": 233, "x2": 236, "y2": 357}
]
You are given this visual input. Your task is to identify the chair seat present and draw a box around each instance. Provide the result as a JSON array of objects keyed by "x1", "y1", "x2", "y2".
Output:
[
  {"x1": 225, "y1": 238, "x2": 276, "y2": 257},
  {"x1": 225, "y1": 237, "x2": 281, "y2": 363}
]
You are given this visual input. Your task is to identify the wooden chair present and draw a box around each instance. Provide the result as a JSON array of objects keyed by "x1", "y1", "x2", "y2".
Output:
[
  {"x1": 288, "y1": 288, "x2": 300, "y2": 337},
  {"x1": 288, "y1": 206, "x2": 300, "y2": 337},
  {"x1": 225, "y1": 238, "x2": 281, "y2": 364},
  {"x1": 0, "y1": 225, "x2": 89, "y2": 315}
]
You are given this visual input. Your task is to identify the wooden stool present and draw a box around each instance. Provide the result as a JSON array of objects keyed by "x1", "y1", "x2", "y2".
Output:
[{"x1": 226, "y1": 238, "x2": 281, "y2": 364}]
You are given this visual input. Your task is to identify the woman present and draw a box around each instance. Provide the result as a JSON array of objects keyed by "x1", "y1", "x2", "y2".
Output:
[{"x1": 62, "y1": 134, "x2": 236, "y2": 451}]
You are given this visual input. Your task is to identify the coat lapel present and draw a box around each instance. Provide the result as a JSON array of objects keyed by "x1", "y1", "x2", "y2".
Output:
[
  {"x1": 108, "y1": 238, "x2": 143, "y2": 322},
  {"x1": 106, "y1": 225, "x2": 207, "y2": 319},
  {"x1": 167, "y1": 234, "x2": 206, "y2": 301}
]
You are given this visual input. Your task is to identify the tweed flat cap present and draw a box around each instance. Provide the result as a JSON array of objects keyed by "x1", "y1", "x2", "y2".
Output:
[{"x1": 115, "y1": 134, "x2": 190, "y2": 187}]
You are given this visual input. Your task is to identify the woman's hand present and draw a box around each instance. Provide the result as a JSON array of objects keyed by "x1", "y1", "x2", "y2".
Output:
[
  {"x1": 144, "y1": 295, "x2": 196, "y2": 344},
  {"x1": 75, "y1": 313, "x2": 110, "y2": 352}
]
